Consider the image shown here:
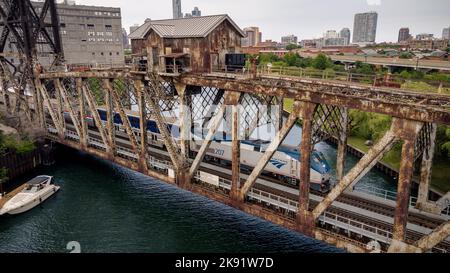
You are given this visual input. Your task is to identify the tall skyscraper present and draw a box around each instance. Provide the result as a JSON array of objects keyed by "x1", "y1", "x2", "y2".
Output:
[
  {"x1": 173, "y1": 0, "x2": 182, "y2": 19},
  {"x1": 352, "y1": 12, "x2": 378, "y2": 45},
  {"x1": 192, "y1": 7, "x2": 201, "y2": 17},
  {"x1": 398, "y1": 28, "x2": 410, "y2": 43},
  {"x1": 340, "y1": 28, "x2": 351, "y2": 45},
  {"x1": 443, "y1": 27, "x2": 450, "y2": 41}
]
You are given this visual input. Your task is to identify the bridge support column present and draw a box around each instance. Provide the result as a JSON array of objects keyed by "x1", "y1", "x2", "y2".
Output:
[
  {"x1": 230, "y1": 93, "x2": 242, "y2": 202},
  {"x1": 297, "y1": 102, "x2": 317, "y2": 237},
  {"x1": 336, "y1": 107, "x2": 348, "y2": 182},
  {"x1": 77, "y1": 78, "x2": 88, "y2": 150},
  {"x1": 416, "y1": 123, "x2": 441, "y2": 214},
  {"x1": 135, "y1": 80, "x2": 149, "y2": 173},
  {"x1": 175, "y1": 83, "x2": 190, "y2": 160},
  {"x1": 103, "y1": 79, "x2": 116, "y2": 159},
  {"x1": 34, "y1": 79, "x2": 45, "y2": 129},
  {"x1": 54, "y1": 79, "x2": 66, "y2": 141},
  {"x1": 388, "y1": 119, "x2": 423, "y2": 252}
]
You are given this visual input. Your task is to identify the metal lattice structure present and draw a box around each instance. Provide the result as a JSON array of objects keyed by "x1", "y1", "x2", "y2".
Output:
[
  {"x1": 0, "y1": 0, "x2": 63, "y2": 122},
  {"x1": 0, "y1": 1, "x2": 449, "y2": 253}
]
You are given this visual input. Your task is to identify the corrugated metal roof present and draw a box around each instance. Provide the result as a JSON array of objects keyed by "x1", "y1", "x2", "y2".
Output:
[{"x1": 129, "y1": 14, "x2": 245, "y2": 39}]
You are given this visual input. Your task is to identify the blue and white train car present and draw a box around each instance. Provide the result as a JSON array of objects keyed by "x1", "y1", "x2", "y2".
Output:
[
  {"x1": 66, "y1": 108, "x2": 332, "y2": 192},
  {"x1": 190, "y1": 135, "x2": 332, "y2": 192}
]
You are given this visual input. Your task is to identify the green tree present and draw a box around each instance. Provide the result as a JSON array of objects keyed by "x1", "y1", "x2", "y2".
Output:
[
  {"x1": 351, "y1": 61, "x2": 375, "y2": 75},
  {"x1": 312, "y1": 53, "x2": 332, "y2": 70},
  {"x1": 286, "y1": 44, "x2": 299, "y2": 51},
  {"x1": 283, "y1": 53, "x2": 303, "y2": 67},
  {"x1": 258, "y1": 53, "x2": 280, "y2": 65}
]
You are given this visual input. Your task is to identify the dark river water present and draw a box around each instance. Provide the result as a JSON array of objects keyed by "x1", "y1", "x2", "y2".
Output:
[
  {"x1": 0, "y1": 146, "x2": 347, "y2": 253},
  {"x1": 0, "y1": 121, "x2": 399, "y2": 253}
]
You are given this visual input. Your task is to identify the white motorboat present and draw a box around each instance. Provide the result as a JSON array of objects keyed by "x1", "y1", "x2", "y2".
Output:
[{"x1": 0, "y1": 176, "x2": 60, "y2": 216}]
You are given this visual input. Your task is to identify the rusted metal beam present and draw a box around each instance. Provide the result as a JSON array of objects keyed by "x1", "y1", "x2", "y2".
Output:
[
  {"x1": 39, "y1": 71, "x2": 140, "y2": 80},
  {"x1": 175, "y1": 83, "x2": 190, "y2": 160},
  {"x1": 56, "y1": 79, "x2": 82, "y2": 140},
  {"x1": 416, "y1": 221, "x2": 450, "y2": 252},
  {"x1": 54, "y1": 80, "x2": 66, "y2": 135},
  {"x1": 189, "y1": 92, "x2": 234, "y2": 180},
  {"x1": 76, "y1": 78, "x2": 88, "y2": 149},
  {"x1": 297, "y1": 101, "x2": 317, "y2": 236},
  {"x1": 35, "y1": 79, "x2": 45, "y2": 128},
  {"x1": 143, "y1": 79, "x2": 184, "y2": 171},
  {"x1": 178, "y1": 75, "x2": 450, "y2": 125},
  {"x1": 107, "y1": 79, "x2": 140, "y2": 158},
  {"x1": 135, "y1": 80, "x2": 149, "y2": 172},
  {"x1": 37, "y1": 80, "x2": 64, "y2": 138},
  {"x1": 392, "y1": 139, "x2": 416, "y2": 242},
  {"x1": 336, "y1": 107, "x2": 349, "y2": 181},
  {"x1": 239, "y1": 101, "x2": 302, "y2": 201},
  {"x1": 82, "y1": 80, "x2": 111, "y2": 153},
  {"x1": 392, "y1": 120, "x2": 423, "y2": 242},
  {"x1": 230, "y1": 93, "x2": 242, "y2": 201},
  {"x1": 312, "y1": 120, "x2": 400, "y2": 220},
  {"x1": 416, "y1": 123, "x2": 440, "y2": 214},
  {"x1": 103, "y1": 79, "x2": 116, "y2": 157}
]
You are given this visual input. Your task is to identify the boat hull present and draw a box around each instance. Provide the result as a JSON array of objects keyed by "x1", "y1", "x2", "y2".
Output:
[{"x1": 0, "y1": 185, "x2": 60, "y2": 216}]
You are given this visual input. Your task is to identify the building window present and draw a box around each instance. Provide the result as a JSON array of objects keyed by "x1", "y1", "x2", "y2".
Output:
[
  {"x1": 60, "y1": 23, "x2": 66, "y2": 28},
  {"x1": 101, "y1": 52, "x2": 104, "y2": 56},
  {"x1": 106, "y1": 32, "x2": 113, "y2": 36},
  {"x1": 79, "y1": 24, "x2": 85, "y2": 30},
  {"x1": 109, "y1": 52, "x2": 112, "y2": 56},
  {"x1": 87, "y1": 31, "x2": 95, "y2": 36},
  {"x1": 81, "y1": 39, "x2": 87, "y2": 42},
  {"x1": 87, "y1": 24, "x2": 95, "y2": 29},
  {"x1": 105, "y1": 25, "x2": 112, "y2": 31},
  {"x1": 92, "y1": 52, "x2": 95, "y2": 56},
  {"x1": 97, "y1": 32, "x2": 104, "y2": 36},
  {"x1": 116, "y1": 52, "x2": 119, "y2": 55},
  {"x1": 60, "y1": 30, "x2": 67, "y2": 35}
]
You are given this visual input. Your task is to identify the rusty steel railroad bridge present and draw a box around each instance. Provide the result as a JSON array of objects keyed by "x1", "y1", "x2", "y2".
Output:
[{"x1": 1, "y1": 0, "x2": 450, "y2": 253}]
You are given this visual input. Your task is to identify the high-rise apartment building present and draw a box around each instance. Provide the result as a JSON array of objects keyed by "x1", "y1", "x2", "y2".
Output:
[
  {"x1": 192, "y1": 7, "x2": 201, "y2": 17},
  {"x1": 340, "y1": 28, "x2": 351, "y2": 45},
  {"x1": 442, "y1": 27, "x2": 450, "y2": 41},
  {"x1": 173, "y1": 0, "x2": 182, "y2": 19},
  {"x1": 398, "y1": 28, "x2": 411, "y2": 43},
  {"x1": 352, "y1": 12, "x2": 378, "y2": 45}
]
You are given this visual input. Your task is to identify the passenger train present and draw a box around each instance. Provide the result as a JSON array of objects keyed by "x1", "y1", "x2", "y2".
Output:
[{"x1": 63, "y1": 108, "x2": 332, "y2": 192}]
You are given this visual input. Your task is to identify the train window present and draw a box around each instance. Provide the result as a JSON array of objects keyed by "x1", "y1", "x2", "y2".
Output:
[{"x1": 254, "y1": 147, "x2": 259, "y2": 152}]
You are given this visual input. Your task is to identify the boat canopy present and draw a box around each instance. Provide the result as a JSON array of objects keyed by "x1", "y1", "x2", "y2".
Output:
[{"x1": 27, "y1": 176, "x2": 50, "y2": 185}]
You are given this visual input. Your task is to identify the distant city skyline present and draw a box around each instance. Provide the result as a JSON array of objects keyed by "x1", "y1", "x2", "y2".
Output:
[{"x1": 71, "y1": 0, "x2": 450, "y2": 43}]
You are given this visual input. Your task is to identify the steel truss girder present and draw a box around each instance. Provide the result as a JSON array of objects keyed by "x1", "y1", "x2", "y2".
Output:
[{"x1": 177, "y1": 75, "x2": 450, "y2": 125}]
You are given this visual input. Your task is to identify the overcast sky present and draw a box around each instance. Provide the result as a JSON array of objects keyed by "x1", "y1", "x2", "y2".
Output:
[{"x1": 73, "y1": 0, "x2": 449, "y2": 43}]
